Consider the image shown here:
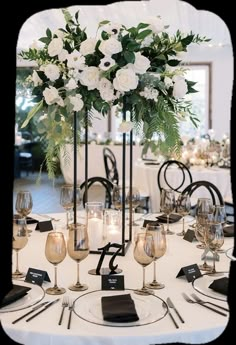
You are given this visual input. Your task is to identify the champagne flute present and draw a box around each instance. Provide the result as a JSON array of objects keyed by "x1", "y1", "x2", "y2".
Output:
[
  {"x1": 133, "y1": 233, "x2": 155, "y2": 295},
  {"x1": 127, "y1": 186, "x2": 141, "y2": 226},
  {"x1": 60, "y1": 184, "x2": 81, "y2": 229},
  {"x1": 12, "y1": 217, "x2": 28, "y2": 279},
  {"x1": 45, "y1": 232, "x2": 67, "y2": 295},
  {"x1": 176, "y1": 194, "x2": 191, "y2": 236},
  {"x1": 15, "y1": 190, "x2": 33, "y2": 233},
  {"x1": 67, "y1": 224, "x2": 89, "y2": 291},
  {"x1": 160, "y1": 189, "x2": 175, "y2": 235},
  {"x1": 145, "y1": 224, "x2": 166, "y2": 289}
]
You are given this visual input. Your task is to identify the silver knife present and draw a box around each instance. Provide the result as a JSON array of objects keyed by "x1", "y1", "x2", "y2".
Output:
[
  {"x1": 167, "y1": 297, "x2": 185, "y2": 323},
  {"x1": 12, "y1": 301, "x2": 49, "y2": 324},
  {"x1": 26, "y1": 298, "x2": 60, "y2": 322}
]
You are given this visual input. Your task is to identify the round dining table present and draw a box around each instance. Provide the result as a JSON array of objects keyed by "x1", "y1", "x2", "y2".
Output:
[{"x1": 1, "y1": 212, "x2": 234, "y2": 345}]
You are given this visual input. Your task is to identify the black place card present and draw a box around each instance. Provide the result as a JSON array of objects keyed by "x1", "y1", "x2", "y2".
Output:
[
  {"x1": 143, "y1": 220, "x2": 160, "y2": 228},
  {"x1": 183, "y1": 229, "x2": 197, "y2": 242},
  {"x1": 102, "y1": 275, "x2": 124, "y2": 290},
  {"x1": 35, "y1": 220, "x2": 53, "y2": 232},
  {"x1": 176, "y1": 264, "x2": 202, "y2": 282},
  {"x1": 25, "y1": 267, "x2": 51, "y2": 286}
]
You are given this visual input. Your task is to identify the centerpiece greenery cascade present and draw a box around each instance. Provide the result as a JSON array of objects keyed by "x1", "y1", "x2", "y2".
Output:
[{"x1": 19, "y1": 9, "x2": 209, "y2": 178}]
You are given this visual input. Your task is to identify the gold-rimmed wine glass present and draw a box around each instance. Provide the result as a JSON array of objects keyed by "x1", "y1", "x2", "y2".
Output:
[
  {"x1": 15, "y1": 190, "x2": 33, "y2": 234},
  {"x1": 176, "y1": 194, "x2": 191, "y2": 236},
  {"x1": 45, "y1": 232, "x2": 67, "y2": 295},
  {"x1": 160, "y1": 188, "x2": 175, "y2": 235},
  {"x1": 67, "y1": 223, "x2": 89, "y2": 291},
  {"x1": 204, "y1": 221, "x2": 224, "y2": 274},
  {"x1": 60, "y1": 184, "x2": 81, "y2": 229},
  {"x1": 133, "y1": 232, "x2": 155, "y2": 295},
  {"x1": 12, "y1": 217, "x2": 28, "y2": 279},
  {"x1": 145, "y1": 224, "x2": 166, "y2": 289}
]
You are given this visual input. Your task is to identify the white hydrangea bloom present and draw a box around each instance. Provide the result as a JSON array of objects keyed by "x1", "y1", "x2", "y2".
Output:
[
  {"x1": 99, "y1": 37, "x2": 122, "y2": 56},
  {"x1": 140, "y1": 87, "x2": 159, "y2": 102},
  {"x1": 113, "y1": 68, "x2": 138, "y2": 92},
  {"x1": 44, "y1": 64, "x2": 60, "y2": 81},
  {"x1": 48, "y1": 38, "x2": 63, "y2": 57}
]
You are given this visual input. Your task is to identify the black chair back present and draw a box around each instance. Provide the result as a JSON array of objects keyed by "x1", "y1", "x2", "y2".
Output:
[
  {"x1": 80, "y1": 176, "x2": 114, "y2": 208},
  {"x1": 103, "y1": 147, "x2": 119, "y2": 185},
  {"x1": 157, "y1": 160, "x2": 193, "y2": 193}
]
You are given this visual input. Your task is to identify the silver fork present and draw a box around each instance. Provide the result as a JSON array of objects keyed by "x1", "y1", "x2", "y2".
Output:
[
  {"x1": 58, "y1": 295, "x2": 69, "y2": 325},
  {"x1": 191, "y1": 293, "x2": 229, "y2": 312},
  {"x1": 67, "y1": 299, "x2": 74, "y2": 329},
  {"x1": 182, "y1": 293, "x2": 227, "y2": 316}
]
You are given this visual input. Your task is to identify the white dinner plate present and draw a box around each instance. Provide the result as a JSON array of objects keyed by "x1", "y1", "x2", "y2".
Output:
[
  {"x1": 225, "y1": 247, "x2": 236, "y2": 261},
  {"x1": 192, "y1": 272, "x2": 228, "y2": 302},
  {"x1": 73, "y1": 289, "x2": 168, "y2": 327},
  {"x1": 0, "y1": 280, "x2": 45, "y2": 313}
]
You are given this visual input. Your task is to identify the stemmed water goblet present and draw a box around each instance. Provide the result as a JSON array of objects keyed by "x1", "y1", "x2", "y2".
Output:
[
  {"x1": 160, "y1": 189, "x2": 175, "y2": 235},
  {"x1": 60, "y1": 184, "x2": 81, "y2": 229},
  {"x1": 45, "y1": 232, "x2": 67, "y2": 295},
  {"x1": 204, "y1": 221, "x2": 224, "y2": 274},
  {"x1": 67, "y1": 223, "x2": 89, "y2": 291},
  {"x1": 12, "y1": 217, "x2": 28, "y2": 279},
  {"x1": 145, "y1": 224, "x2": 166, "y2": 289},
  {"x1": 15, "y1": 190, "x2": 33, "y2": 233},
  {"x1": 133, "y1": 232, "x2": 155, "y2": 295},
  {"x1": 176, "y1": 194, "x2": 191, "y2": 236},
  {"x1": 127, "y1": 186, "x2": 141, "y2": 226}
]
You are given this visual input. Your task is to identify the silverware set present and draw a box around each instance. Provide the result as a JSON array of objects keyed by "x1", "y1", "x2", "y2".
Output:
[
  {"x1": 164, "y1": 297, "x2": 185, "y2": 329},
  {"x1": 58, "y1": 296, "x2": 74, "y2": 329},
  {"x1": 182, "y1": 293, "x2": 228, "y2": 316}
]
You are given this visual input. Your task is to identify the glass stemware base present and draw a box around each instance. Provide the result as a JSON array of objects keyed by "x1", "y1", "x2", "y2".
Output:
[
  {"x1": 68, "y1": 283, "x2": 88, "y2": 291},
  {"x1": 12, "y1": 270, "x2": 26, "y2": 279},
  {"x1": 134, "y1": 287, "x2": 155, "y2": 296},
  {"x1": 176, "y1": 230, "x2": 185, "y2": 236},
  {"x1": 145, "y1": 281, "x2": 165, "y2": 289},
  {"x1": 46, "y1": 287, "x2": 66, "y2": 295},
  {"x1": 199, "y1": 262, "x2": 213, "y2": 271},
  {"x1": 164, "y1": 228, "x2": 174, "y2": 235}
]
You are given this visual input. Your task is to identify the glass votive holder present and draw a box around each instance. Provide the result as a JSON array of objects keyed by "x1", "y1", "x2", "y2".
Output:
[
  {"x1": 104, "y1": 210, "x2": 121, "y2": 244},
  {"x1": 85, "y1": 202, "x2": 104, "y2": 252}
]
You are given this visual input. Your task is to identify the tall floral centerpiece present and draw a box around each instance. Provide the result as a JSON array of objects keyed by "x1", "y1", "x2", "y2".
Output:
[{"x1": 19, "y1": 9, "x2": 209, "y2": 252}]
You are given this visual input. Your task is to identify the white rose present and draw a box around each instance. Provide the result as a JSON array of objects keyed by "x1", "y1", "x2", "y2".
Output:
[
  {"x1": 48, "y1": 38, "x2": 63, "y2": 57},
  {"x1": 69, "y1": 94, "x2": 84, "y2": 111},
  {"x1": 173, "y1": 78, "x2": 188, "y2": 99},
  {"x1": 58, "y1": 49, "x2": 68, "y2": 62},
  {"x1": 44, "y1": 64, "x2": 60, "y2": 81},
  {"x1": 79, "y1": 67, "x2": 100, "y2": 90},
  {"x1": 32, "y1": 70, "x2": 42, "y2": 86},
  {"x1": 128, "y1": 52, "x2": 150, "y2": 74},
  {"x1": 99, "y1": 37, "x2": 122, "y2": 56},
  {"x1": 67, "y1": 51, "x2": 85, "y2": 69},
  {"x1": 43, "y1": 86, "x2": 63, "y2": 106},
  {"x1": 144, "y1": 16, "x2": 165, "y2": 34},
  {"x1": 118, "y1": 121, "x2": 134, "y2": 133},
  {"x1": 113, "y1": 68, "x2": 138, "y2": 92},
  {"x1": 98, "y1": 77, "x2": 113, "y2": 91},
  {"x1": 80, "y1": 38, "x2": 97, "y2": 56},
  {"x1": 100, "y1": 88, "x2": 115, "y2": 102},
  {"x1": 65, "y1": 78, "x2": 77, "y2": 90}
]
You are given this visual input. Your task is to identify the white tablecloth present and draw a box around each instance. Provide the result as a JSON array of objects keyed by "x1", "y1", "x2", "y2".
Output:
[
  {"x1": 133, "y1": 162, "x2": 232, "y2": 212},
  {"x1": 1, "y1": 212, "x2": 233, "y2": 345}
]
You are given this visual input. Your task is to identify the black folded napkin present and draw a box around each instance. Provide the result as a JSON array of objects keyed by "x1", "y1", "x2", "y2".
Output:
[
  {"x1": 101, "y1": 294, "x2": 139, "y2": 323},
  {"x1": 223, "y1": 224, "x2": 234, "y2": 237},
  {"x1": 156, "y1": 213, "x2": 182, "y2": 223},
  {"x1": 0, "y1": 284, "x2": 31, "y2": 308},
  {"x1": 208, "y1": 277, "x2": 229, "y2": 296}
]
